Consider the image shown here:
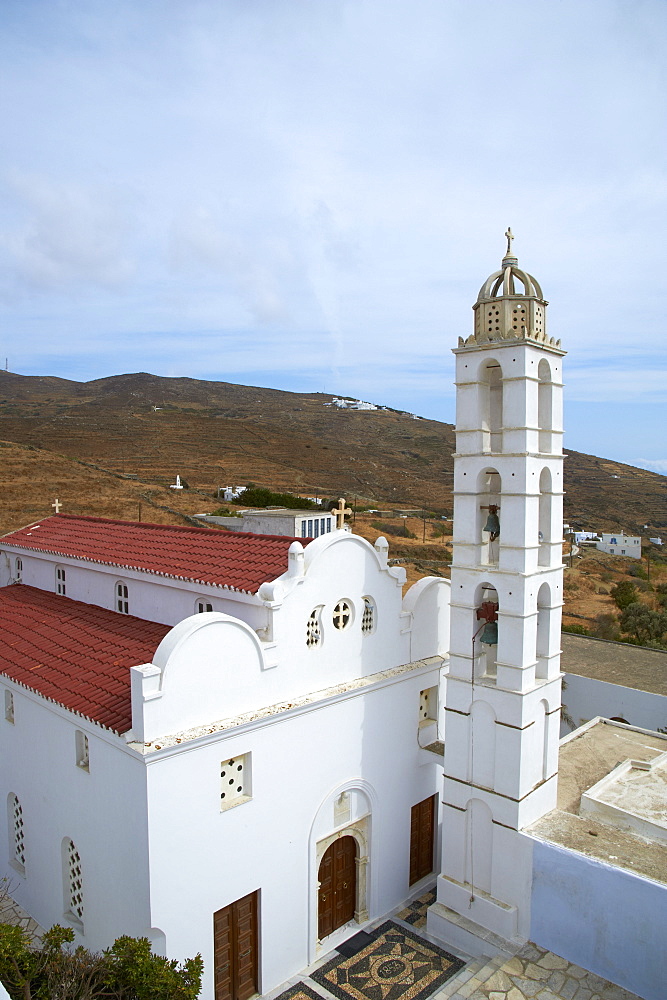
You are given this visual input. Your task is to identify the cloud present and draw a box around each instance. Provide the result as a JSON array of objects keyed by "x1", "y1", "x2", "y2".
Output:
[{"x1": 2, "y1": 174, "x2": 134, "y2": 292}]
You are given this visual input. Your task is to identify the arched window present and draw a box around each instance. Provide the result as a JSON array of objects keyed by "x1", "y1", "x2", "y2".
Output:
[
  {"x1": 306, "y1": 608, "x2": 322, "y2": 648},
  {"x1": 538, "y1": 468, "x2": 552, "y2": 567},
  {"x1": 536, "y1": 582, "x2": 552, "y2": 679},
  {"x1": 479, "y1": 359, "x2": 503, "y2": 453},
  {"x1": 196, "y1": 600, "x2": 213, "y2": 613},
  {"x1": 361, "y1": 597, "x2": 375, "y2": 635},
  {"x1": 477, "y1": 468, "x2": 501, "y2": 566},
  {"x1": 63, "y1": 839, "x2": 84, "y2": 926},
  {"x1": 8, "y1": 793, "x2": 25, "y2": 874},
  {"x1": 474, "y1": 582, "x2": 499, "y2": 682},
  {"x1": 14, "y1": 558, "x2": 22, "y2": 583},
  {"x1": 538, "y1": 359, "x2": 553, "y2": 453},
  {"x1": 116, "y1": 582, "x2": 129, "y2": 614}
]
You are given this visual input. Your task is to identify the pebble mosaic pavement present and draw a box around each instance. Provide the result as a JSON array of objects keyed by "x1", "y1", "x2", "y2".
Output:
[{"x1": 269, "y1": 890, "x2": 641, "y2": 1000}]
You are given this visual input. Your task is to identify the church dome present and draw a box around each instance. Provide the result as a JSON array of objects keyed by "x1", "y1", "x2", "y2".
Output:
[{"x1": 458, "y1": 230, "x2": 561, "y2": 350}]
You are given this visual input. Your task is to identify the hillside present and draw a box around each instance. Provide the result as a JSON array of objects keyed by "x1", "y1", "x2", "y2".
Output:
[{"x1": 0, "y1": 370, "x2": 665, "y2": 534}]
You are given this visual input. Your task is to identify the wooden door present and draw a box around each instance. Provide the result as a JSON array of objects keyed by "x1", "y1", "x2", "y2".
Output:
[
  {"x1": 409, "y1": 794, "x2": 436, "y2": 885},
  {"x1": 213, "y1": 891, "x2": 259, "y2": 1000},
  {"x1": 318, "y1": 836, "x2": 357, "y2": 939}
]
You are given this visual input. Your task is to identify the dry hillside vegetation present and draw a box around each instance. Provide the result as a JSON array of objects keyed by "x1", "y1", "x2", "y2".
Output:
[{"x1": 0, "y1": 371, "x2": 665, "y2": 533}]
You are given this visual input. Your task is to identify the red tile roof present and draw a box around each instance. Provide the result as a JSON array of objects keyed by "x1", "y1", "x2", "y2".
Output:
[
  {"x1": 0, "y1": 585, "x2": 169, "y2": 733},
  {"x1": 2, "y1": 514, "x2": 307, "y2": 593}
]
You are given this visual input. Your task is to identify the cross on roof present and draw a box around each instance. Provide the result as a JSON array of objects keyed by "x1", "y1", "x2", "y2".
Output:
[
  {"x1": 505, "y1": 227, "x2": 514, "y2": 254},
  {"x1": 334, "y1": 497, "x2": 352, "y2": 530},
  {"x1": 52, "y1": 498, "x2": 62, "y2": 514}
]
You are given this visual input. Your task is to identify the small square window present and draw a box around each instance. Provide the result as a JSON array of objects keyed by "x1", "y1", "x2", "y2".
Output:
[
  {"x1": 220, "y1": 753, "x2": 251, "y2": 811},
  {"x1": 4, "y1": 690, "x2": 14, "y2": 724},
  {"x1": 75, "y1": 731, "x2": 90, "y2": 771},
  {"x1": 419, "y1": 687, "x2": 438, "y2": 724},
  {"x1": 196, "y1": 601, "x2": 213, "y2": 613}
]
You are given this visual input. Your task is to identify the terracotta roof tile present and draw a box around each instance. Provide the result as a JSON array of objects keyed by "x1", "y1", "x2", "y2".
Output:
[
  {"x1": 2, "y1": 514, "x2": 309, "y2": 594},
  {"x1": 0, "y1": 585, "x2": 170, "y2": 733}
]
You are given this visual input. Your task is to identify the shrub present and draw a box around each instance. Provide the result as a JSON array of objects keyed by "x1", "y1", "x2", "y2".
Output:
[
  {"x1": 0, "y1": 923, "x2": 203, "y2": 1000},
  {"x1": 239, "y1": 487, "x2": 319, "y2": 510},
  {"x1": 592, "y1": 613, "x2": 620, "y2": 641},
  {"x1": 562, "y1": 623, "x2": 591, "y2": 636},
  {"x1": 619, "y1": 605, "x2": 667, "y2": 647},
  {"x1": 610, "y1": 580, "x2": 639, "y2": 610}
]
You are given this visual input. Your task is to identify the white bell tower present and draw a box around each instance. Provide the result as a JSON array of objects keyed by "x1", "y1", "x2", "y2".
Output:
[{"x1": 428, "y1": 232, "x2": 565, "y2": 950}]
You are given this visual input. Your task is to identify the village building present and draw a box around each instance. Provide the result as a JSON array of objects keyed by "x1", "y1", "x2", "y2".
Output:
[
  {"x1": 595, "y1": 532, "x2": 642, "y2": 559},
  {"x1": 1, "y1": 236, "x2": 665, "y2": 1000},
  {"x1": 196, "y1": 507, "x2": 336, "y2": 539}
]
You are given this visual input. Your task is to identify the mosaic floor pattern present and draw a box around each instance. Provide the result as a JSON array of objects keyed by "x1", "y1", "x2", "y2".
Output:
[
  {"x1": 272, "y1": 984, "x2": 325, "y2": 1000},
  {"x1": 395, "y1": 889, "x2": 436, "y2": 929},
  {"x1": 310, "y1": 920, "x2": 464, "y2": 1000}
]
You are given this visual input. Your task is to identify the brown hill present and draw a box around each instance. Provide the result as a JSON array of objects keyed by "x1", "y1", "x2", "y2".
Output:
[{"x1": 0, "y1": 371, "x2": 665, "y2": 534}]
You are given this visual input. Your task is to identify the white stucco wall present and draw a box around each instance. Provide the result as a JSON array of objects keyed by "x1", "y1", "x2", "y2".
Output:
[
  {"x1": 529, "y1": 837, "x2": 667, "y2": 1000},
  {"x1": 561, "y1": 673, "x2": 667, "y2": 736},
  {"x1": 144, "y1": 660, "x2": 443, "y2": 999},
  {"x1": 0, "y1": 549, "x2": 266, "y2": 629},
  {"x1": 0, "y1": 685, "x2": 152, "y2": 949}
]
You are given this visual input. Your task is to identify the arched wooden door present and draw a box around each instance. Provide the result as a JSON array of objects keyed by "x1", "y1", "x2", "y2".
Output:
[{"x1": 318, "y1": 836, "x2": 357, "y2": 939}]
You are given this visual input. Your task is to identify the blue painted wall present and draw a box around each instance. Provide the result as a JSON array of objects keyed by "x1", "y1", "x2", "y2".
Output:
[{"x1": 530, "y1": 838, "x2": 667, "y2": 1000}]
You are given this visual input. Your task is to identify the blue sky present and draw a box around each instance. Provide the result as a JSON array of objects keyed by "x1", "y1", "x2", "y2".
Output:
[{"x1": 0, "y1": 0, "x2": 665, "y2": 472}]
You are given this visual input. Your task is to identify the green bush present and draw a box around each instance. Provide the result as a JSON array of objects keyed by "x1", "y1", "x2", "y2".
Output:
[
  {"x1": 237, "y1": 487, "x2": 319, "y2": 510},
  {"x1": 0, "y1": 923, "x2": 203, "y2": 1000},
  {"x1": 619, "y1": 605, "x2": 667, "y2": 647},
  {"x1": 562, "y1": 624, "x2": 591, "y2": 636},
  {"x1": 610, "y1": 580, "x2": 639, "y2": 610}
]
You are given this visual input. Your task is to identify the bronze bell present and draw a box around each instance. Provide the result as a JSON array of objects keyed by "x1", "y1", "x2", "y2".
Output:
[
  {"x1": 483, "y1": 512, "x2": 500, "y2": 538},
  {"x1": 480, "y1": 621, "x2": 498, "y2": 645}
]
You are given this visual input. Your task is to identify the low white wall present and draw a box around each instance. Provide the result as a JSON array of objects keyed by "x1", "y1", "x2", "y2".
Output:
[
  {"x1": 561, "y1": 673, "x2": 666, "y2": 736},
  {"x1": 530, "y1": 837, "x2": 667, "y2": 1000}
]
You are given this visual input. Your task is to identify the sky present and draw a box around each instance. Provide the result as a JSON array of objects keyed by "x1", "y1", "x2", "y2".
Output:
[{"x1": 0, "y1": 0, "x2": 665, "y2": 473}]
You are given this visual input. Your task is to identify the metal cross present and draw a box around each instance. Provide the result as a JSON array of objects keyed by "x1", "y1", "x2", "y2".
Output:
[
  {"x1": 52, "y1": 498, "x2": 62, "y2": 514},
  {"x1": 334, "y1": 497, "x2": 352, "y2": 529},
  {"x1": 505, "y1": 227, "x2": 514, "y2": 254}
]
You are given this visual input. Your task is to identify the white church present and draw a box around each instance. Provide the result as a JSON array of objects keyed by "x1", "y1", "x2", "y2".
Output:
[{"x1": 1, "y1": 239, "x2": 664, "y2": 1000}]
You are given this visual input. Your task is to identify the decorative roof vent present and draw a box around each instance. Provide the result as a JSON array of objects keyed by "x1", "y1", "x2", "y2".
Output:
[{"x1": 459, "y1": 229, "x2": 562, "y2": 350}]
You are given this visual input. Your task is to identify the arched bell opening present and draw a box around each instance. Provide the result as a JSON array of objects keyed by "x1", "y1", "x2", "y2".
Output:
[
  {"x1": 478, "y1": 358, "x2": 503, "y2": 454},
  {"x1": 477, "y1": 468, "x2": 501, "y2": 567},
  {"x1": 538, "y1": 359, "x2": 553, "y2": 454},
  {"x1": 535, "y1": 582, "x2": 552, "y2": 679},
  {"x1": 538, "y1": 468, "x2": 552, "y2": 567},
  {"x1": 473, "y1": 581, "x2": 499, "y2": 682}
]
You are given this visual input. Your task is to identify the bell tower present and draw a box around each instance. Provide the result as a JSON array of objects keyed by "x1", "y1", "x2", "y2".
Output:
[{"x1": 428, "y1": 232, "x2": 565, "y2": 950}]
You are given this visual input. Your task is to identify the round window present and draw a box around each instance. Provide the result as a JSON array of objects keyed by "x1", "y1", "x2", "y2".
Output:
[{"x1": 333, "y1": 600, "x2": 352, "y2": 630}]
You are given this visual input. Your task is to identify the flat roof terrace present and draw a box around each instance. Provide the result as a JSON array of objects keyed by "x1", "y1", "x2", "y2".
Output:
[{"x1": 528, "y1": 719, "x2": 667, "y2": 885}]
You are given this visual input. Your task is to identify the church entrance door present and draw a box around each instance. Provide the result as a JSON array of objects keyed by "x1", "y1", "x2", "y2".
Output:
[
  {"x1": 318, "y1": 836, "x2": 357, "y2": 939},
  {"x1": 409, "y1": 794, "x2": 436, "y2": 885},
  {"x1": 213, "y1": 890, "x2": 259, "y2": 1000}
]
